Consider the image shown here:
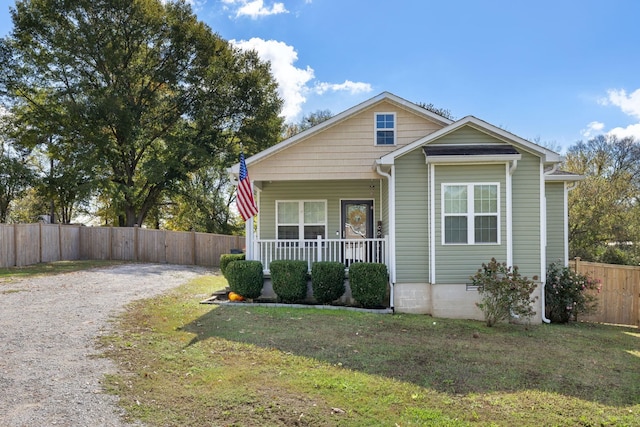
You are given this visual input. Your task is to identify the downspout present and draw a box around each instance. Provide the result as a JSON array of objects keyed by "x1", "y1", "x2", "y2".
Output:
[
  {"x1": 376, "y1": 163, "x2": 395, "y2": 310},
  {"x1": 540, "y1": 163, "x2": 551, "y2": 324}
]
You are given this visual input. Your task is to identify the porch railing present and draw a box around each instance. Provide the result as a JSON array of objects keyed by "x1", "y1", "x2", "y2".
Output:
[{"x1": 255, "y1": 236, "x2": 388, "y2": 273}]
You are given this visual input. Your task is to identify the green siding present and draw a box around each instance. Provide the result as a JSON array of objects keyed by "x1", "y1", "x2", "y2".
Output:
[
  {"x1": 436, "y1": 127, "x2": 507, "y2": 145},
  {"x1": 433, "y1": 164, "x2": 508, "y2": 284},
  {"x1": 259, "y1": 180, "x2": 384, "y2": 240},
  {"x1": 546, "y1": 182, "x2": 566, "y2": 265},
  {"x1": 511, "y1": 151, "x2": 542, "y2": 278},
  {"x1": 395, "y1": 150, "x2": 430, "y2": 283}
]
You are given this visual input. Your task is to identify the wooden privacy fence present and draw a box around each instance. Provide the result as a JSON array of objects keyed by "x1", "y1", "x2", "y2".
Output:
[
  {"x1": 0, "y1": 223, "x2": 244, "y2": 269},
  {"x1": 570, "y1": 258, "x2": 640, "y2": 327}
]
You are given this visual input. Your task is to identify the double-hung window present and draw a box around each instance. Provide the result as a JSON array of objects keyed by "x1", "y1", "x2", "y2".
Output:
[
  {"x1": 442, "y1": 183, "x2": 499, "y2": 244},
  {"x1": 277, "y1": 200, "x2": 327, "y2": 240},
  {"x1": 375, "y1": 112, "x2": 396, "y2": 145}
]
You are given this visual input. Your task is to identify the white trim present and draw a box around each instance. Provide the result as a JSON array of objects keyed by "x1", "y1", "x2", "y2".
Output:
[
  {"x1": 429, "y1": 163, "x2": 436, "y2": 283},
  {"x1": 389, "y1": 166, "x2": 396, "y2": 286},
  {"x1": 563, "y1": 182, "x2": 569, "y2": 265},
  {"x1": 540, "y1": 162, "x2": 550, "y2": 323},
  {"x1": 441, "y1": 182, "x2": 501, "y2": 245},
  {"x1": 374, "y1": 165, "x2": 396, "y2": 302},
  {"x1": 506, "y1": 163, "x2": 513, "y2": 266},
  {"x1": 374, "y1": 112, "x2": 397, "y2": 146},
  {"x1": 425, "y1": 154, "x2": 521, "y2": 164}
]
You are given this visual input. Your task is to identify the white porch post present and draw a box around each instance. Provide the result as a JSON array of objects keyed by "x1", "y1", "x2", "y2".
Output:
[
  {"x1": 245, "y1": 218, "x2": 255, "y2": 260},
  {"x1": 317, "y1": 235, "x2": 323, "y2": 262}
]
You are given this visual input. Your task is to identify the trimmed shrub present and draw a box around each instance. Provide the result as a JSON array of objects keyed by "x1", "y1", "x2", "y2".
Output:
[
  {"x1": 270, "y1": 260, "x2": 309, "y2": 303},
  {"x1": 220, "y1": 253, "x2": 245, "y2": 279},
  {"x1": 226, "y1": 260, "x2": 263, "y2": 300},
  {"x1": 349, "y1": 262, "x2": 388, "y2": 308},
  {"x1": 311, "y1": 261, "x2": 346, "y2": 304}
]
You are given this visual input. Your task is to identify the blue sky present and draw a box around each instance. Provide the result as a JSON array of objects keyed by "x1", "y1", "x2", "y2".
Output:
[{"x1": 1, "y1": 0, "x2": 639, "y2": 152}]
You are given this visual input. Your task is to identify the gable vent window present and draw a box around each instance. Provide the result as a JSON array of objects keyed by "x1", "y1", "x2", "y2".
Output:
[{"x1": 375, "y1": 113, "x2": 396, "y2": 145}]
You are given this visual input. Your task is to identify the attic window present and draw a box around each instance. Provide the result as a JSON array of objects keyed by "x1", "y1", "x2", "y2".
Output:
[{"x1": 375, "y1": 113, "x2": 396, "y2": 145}]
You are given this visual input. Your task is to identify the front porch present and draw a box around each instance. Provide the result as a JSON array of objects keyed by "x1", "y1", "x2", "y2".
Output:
[{"x1": 250, "y1": 236, "x2": 389, "y2": 274}]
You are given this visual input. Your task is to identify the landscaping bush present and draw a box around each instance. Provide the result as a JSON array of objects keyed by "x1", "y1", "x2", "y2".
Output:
[
  {"x1": 226, "y1": 260, "x2": 263, "y2": 300},
  {"x1": 220, "y1": 253, "x2": 245, "y2": 279},
  {"x1": 546, "y1": 262, "x2": 600, "y2": 323},
  {"x1": 270, "y1": 260, "x2": 309, "y2": 303},
  {"x1": 349, "y1": 262, "x2": 388, "y2": 308},
  {"x1": 311, "y1": 261, "x2": 345, "y2": 304},
  {"x1": 470, "y1": 258, "x2": 538, "y2": 327}
]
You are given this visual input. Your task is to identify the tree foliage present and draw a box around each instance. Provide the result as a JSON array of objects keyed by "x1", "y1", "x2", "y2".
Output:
[
  {"x1": 282, "y1": 109, "x2": 333, "y2": 138},
  {"x1": 416, "y1": 102, "x2": 454, "y2": 120},
  {"x1": 0, "y1": 0, "x2": 282, "y2": 227},
  {"x1": 0, "y1": 147, "x2": 35, "y2": 222},
  {"x1": 565, "y1": 135, "x2": 640, "y2": 264}
]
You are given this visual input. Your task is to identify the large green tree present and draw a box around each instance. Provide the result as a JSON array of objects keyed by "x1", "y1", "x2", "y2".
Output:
[
  {"x1": 565, "y1": 135, "x2": 640, "y2": 264},
  {"x1": 0, "y1": 0, "x2": 282, "y2": 227}
]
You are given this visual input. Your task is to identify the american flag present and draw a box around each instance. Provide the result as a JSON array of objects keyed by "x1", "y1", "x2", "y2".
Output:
[{"x1": 237, "y1": 152, "x2": 258, "y2": 221}]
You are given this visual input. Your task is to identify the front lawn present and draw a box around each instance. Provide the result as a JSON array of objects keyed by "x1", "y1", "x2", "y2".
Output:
[{"x1": 99, "y1": 274, "x2": 640, "y2": 426}]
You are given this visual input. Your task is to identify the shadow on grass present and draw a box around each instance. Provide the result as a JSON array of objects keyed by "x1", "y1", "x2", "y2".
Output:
[{"x1": 180, "y1": 304, "x2": 640, "y2": 407}]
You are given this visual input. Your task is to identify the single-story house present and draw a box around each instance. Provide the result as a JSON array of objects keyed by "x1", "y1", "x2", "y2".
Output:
[{"x1": 230, "y1": 92, "x2": 581, "y2": 322}]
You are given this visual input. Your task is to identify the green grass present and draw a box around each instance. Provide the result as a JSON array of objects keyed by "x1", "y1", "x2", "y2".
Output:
[
  {"x1": 0, "y1": 260, "x2": 125, "y2": 283},
  {"x1": 96, "y1": 274, "x2": 640, "y2": 426}
]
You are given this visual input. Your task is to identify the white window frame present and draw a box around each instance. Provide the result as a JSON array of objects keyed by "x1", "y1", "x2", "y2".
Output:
[
  {"x1": 374, "y1": 112, "x2": 396, "y2": 146},
  {"x1": 441, "y1": 183, "x2": 500, "y2": 245},
  {"x1": 276, "y1": 200, "x2": 327, "y2": 240}
]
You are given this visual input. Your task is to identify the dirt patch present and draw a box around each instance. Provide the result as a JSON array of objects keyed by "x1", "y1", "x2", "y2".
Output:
[{"x1": 0, "y1": 263, "x2": 212, "y2": 427}]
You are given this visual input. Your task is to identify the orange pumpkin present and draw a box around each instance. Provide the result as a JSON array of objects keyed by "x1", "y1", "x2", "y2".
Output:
[{"x1": 228, "y1": 291, "x2": 244, "y2": 302}]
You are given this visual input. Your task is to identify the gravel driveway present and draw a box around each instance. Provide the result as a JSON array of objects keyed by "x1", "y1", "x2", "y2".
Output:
[{"x1": 0, "y1": 263, "x2": 212, "y2": 427}]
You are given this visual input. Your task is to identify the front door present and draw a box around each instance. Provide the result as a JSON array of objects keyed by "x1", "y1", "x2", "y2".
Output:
[{"x1": 341, "y1": 200, "x2": 373, "y2": 264}]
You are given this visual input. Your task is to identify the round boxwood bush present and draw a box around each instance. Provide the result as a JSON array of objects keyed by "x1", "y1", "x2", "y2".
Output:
[
  {"x1": 220, "y1": 253, "x2": 245, "y2": 279},
  {"x1": 270, "y1": 260, "x2": 309, "y2": 303},
  {"x1": 226, "y1": 260, "x2": 263, "y2": 300},
  {"x1": 311, "y1": 261, "x2": 346, "y2": 304},
  {"x1": 349, "y1": 262, "x2": 388, "y2": 308}
]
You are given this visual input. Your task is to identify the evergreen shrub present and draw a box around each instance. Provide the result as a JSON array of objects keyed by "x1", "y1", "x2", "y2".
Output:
[
  {"x1": 270, "y1": 260, "x2": 309, "y2": 303},
  {"x1": 546, "y1": 262, "x2": 600, "y2": 323},
  {"x1": 349, "y1": 262, "x2": 388, "y2": 308},
  {"x1": 226, "y1": 260, "x2": 263, "y2": 299},
  {"x1": 220, "y1": 253, "x2": 245, "y2": 278},
  {"x1": 311, "y1": 261, "x2": 345, "y2": 304}
]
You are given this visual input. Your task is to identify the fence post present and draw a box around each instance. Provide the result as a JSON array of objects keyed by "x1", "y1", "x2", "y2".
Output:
[
  {"x1": 39, "y1": 221, "x2": 43, "y2": 263},
  {"x1": 574, "y1": 257, "x2": 581, "y2": 273},
  {"x1": 192, "y1": 230, "x2": 196, "y2": 265},
  {"x1": 58, "y1": 223, "x2": 62, "y2": 261},
  {"x1": 13, "y1": 223, "x2": 17, "y2": 267},
  {"x1": 134, "y1": 225, "x2": 139, "y2": 262}
]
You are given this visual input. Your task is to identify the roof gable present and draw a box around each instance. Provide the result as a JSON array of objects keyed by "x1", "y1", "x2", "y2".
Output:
[
  {"x1": 377, "y1": 116, "x2": 563, "y2": 166},
  {"x1": 230, "y1": 92, "x2": 454, "y2": 175}
]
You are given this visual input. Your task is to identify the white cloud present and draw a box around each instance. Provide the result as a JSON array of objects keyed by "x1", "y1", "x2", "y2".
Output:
[
  {"x1": 231, "y1": 38, "x2": 373, "y2": 122},
  {"x1": 581, "y1": 121, "x2": 605, "y2": 138},
  {"x1": 223, "y1": 0, "x2": 288, "y2": 19},
  {"x1": 608, "y1": 123, "x2": 640, "y2": 140},
  {"x1": 603, "y1": 88, "x2": 640, "y2": 120},
  {"x1": 231, "y1": 38, "x2": 314, "y2": 120},
  {"x1": 314, "y1": 80, "x2": 373, "y2": 95}
]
